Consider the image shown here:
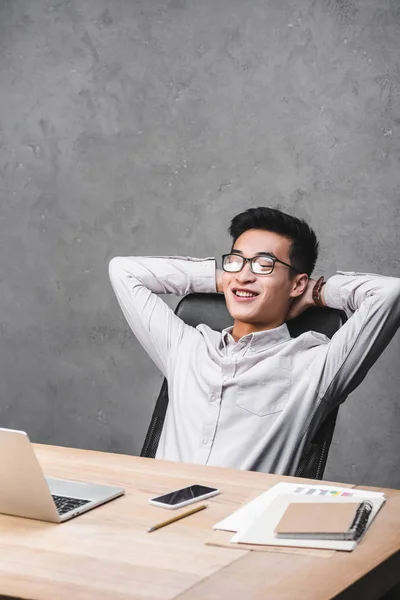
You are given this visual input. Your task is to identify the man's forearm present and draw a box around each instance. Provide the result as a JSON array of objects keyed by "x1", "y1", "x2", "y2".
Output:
[
  {"x1": 109, "y1": 256, "x2": 217, "y2": 297},
  {"x1": 324, "y1": 272, "x2": 400, "y2": 315}
]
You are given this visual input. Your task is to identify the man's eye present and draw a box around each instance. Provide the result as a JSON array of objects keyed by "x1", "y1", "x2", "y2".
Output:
[
  {"x1": 256, "y1": 259, "x2": 274, "y2": 268},
  {"x1": 224, "y1": 257, "x2": 242, "y2": 270}
]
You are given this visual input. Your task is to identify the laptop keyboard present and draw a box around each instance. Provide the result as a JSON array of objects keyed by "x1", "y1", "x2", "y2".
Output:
[{"x1": 52, "y1": 494, "x2": 91, "y2": 515}]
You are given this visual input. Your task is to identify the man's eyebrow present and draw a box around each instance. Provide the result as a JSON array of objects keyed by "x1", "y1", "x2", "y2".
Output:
[
  {"x1": 255, "y1": 251, "x2": 277, "y2": 258},
  {"x1": 231, "y1": 249, "x2": 277, "y2": 258}
]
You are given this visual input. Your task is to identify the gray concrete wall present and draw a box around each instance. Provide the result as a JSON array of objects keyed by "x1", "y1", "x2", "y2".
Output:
[{"x1": 0, "y1": 0, "x2": 399, "y2": 488}]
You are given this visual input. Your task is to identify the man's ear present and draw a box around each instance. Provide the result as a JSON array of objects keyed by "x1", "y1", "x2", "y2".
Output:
[{"x1": 290, "y1": 273, "x2": 309, "y2": 298}]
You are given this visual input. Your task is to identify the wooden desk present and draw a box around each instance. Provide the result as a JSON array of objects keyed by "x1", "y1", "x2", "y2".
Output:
[{"x1": 0, "y1": 445, "x2": 399, "y2": 600}]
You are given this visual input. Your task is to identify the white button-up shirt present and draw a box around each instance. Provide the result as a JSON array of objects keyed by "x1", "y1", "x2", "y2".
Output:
[{"x1": 109, "y1": 256, "x2": 400, "y2": 474}]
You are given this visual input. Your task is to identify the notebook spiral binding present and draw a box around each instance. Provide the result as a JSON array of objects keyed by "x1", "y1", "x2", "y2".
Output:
[{"x1": 349, "y1": 500, "x2": 374, "y2": 540}]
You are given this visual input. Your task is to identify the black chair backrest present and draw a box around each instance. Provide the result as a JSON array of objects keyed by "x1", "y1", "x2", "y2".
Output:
[{"x1": 140, "y1": 293, "x2": 347, "y2": 479}]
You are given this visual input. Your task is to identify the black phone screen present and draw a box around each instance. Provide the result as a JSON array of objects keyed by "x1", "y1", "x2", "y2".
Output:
[{"x1": 152, "y1": 485, "x2": 217, "y2": 505}]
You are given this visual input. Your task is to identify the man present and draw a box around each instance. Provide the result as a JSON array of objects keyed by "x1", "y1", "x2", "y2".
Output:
[{"x1": 109, "y1": 207, "x2": 400, "y2": 474}]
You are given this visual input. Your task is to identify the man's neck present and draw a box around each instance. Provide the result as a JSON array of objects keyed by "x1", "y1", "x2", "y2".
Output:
[{"x1": 231, "y1": 319, "x2": 284, "y2": 342}]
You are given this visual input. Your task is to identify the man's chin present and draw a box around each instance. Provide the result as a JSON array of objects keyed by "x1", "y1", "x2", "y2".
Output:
[{"x1": 225, "y1": 303, "x2": 259, "y2": 323}]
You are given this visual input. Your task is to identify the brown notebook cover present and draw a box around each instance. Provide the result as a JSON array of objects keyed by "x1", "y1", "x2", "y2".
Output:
[{"x1": 274, "y1": 501, "x2": 367, "y2": 540}]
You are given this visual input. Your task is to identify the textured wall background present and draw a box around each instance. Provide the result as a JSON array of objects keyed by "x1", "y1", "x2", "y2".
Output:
[{"x1": 0, "y1": 0, "x2": 399, "y2": 487}]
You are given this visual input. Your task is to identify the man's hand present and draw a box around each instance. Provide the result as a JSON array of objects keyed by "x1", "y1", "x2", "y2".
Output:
[
  {"x1": 285, "y1": 278, "x2": 324, "y2": 321},
  {"x1": 216, "y1": 269, "x2": 224, "y2": 293}
]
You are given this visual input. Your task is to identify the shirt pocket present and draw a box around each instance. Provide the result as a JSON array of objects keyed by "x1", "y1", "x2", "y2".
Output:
[{"x1": 235, "y1": 356, "x2": 291, "y2": 417}]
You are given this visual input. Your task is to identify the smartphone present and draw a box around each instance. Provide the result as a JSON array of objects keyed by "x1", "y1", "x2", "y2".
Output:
[{"x1": 148, "y1": 484, "x2": 220, "y2": 509}]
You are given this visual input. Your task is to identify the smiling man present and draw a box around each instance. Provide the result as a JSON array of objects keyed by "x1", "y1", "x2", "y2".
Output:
[{"x1": 109, "y1": 207, "x2": 400, "y2": 474}]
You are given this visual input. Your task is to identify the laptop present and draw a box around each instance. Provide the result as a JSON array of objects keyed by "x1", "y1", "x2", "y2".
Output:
[{"x1": 0, "y1": 427, "x2": 125, "y2": 523}]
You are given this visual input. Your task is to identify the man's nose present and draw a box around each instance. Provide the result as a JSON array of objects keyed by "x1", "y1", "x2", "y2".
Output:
[{"x1": 236, "y1": 262, "x2": 256, "y2": 283}]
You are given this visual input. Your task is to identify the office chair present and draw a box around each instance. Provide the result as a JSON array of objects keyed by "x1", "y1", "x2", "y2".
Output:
[{"x1": 140, "y1": 293, "x2": 347, "y2": 480}]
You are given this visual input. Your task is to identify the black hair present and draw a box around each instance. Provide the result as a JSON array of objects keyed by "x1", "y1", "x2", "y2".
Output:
[{"x1": 228, "y1": 207, "x2": 319, "y2": 276}]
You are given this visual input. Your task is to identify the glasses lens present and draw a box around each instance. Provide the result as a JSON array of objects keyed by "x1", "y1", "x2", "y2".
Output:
[
  {"x1": 252, "y1": 256, "x2": 274, "y2": 274},
  {"x1": 223, "y1": 254, "x2": 243, "y2": 272}
]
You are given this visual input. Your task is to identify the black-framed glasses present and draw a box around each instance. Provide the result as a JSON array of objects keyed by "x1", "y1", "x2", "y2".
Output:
[{"x1": 221, "y1": 253, "x2": 300, "y2": 276}]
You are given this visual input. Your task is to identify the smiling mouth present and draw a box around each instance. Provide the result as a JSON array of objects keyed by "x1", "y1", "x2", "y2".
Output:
[{"x1": 233, "y1": 290, "x2": 259, "y2": 298}]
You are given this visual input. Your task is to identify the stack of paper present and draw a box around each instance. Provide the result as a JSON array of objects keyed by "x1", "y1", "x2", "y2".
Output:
[{"x1": 213, "y1": 482, "x2": 386, "y2": 551}]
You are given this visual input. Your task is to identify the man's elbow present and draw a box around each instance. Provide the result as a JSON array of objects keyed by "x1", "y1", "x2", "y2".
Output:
[
  {"x1": 108, "y1": 256, "x2": 122, "y2": 284},
  {"x1": 384, "y1": 278, "x2": 400, "y2": 323},
  {"x1": 387, "y1": 277, "x2": 400, "y2": 300}
]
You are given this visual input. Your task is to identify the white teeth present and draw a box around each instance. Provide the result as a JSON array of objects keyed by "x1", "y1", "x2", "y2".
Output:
[{"x1": 235, "y1": 290, "x2": 257, "y2": 298}]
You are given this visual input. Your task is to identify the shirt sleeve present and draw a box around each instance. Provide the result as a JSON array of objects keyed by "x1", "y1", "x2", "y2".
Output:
[
  {"x1": 315, "y1": 271, "x2": 400, "y2": 406},
  {"x1": 109, "y1": 256, "x2": 217, "y2": 376}
]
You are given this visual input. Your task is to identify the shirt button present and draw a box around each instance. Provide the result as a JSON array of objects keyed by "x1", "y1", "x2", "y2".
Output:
[
  {"x1": 222, "y1": 376, "x2": 228, "y2": 383},
  {"x1": 210, "y1": 395, "x2": 215, "y2": 402},
  {"x1": 202, "y1": 439, "x2": 209, "y2": 445}
]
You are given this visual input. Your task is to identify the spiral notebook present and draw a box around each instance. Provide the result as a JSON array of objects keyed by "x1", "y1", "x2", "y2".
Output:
[
  {"x1": 223, "y1": 486, "x2": 386, "y2": 552},
  {"x1": 274, "y1": 500, "x2": 374, "y2": 541}
]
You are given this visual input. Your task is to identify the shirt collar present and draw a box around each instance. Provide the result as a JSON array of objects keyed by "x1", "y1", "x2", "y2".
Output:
[{"x1": 221, "y1": 323, "x2": 291, "y2": 352}]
